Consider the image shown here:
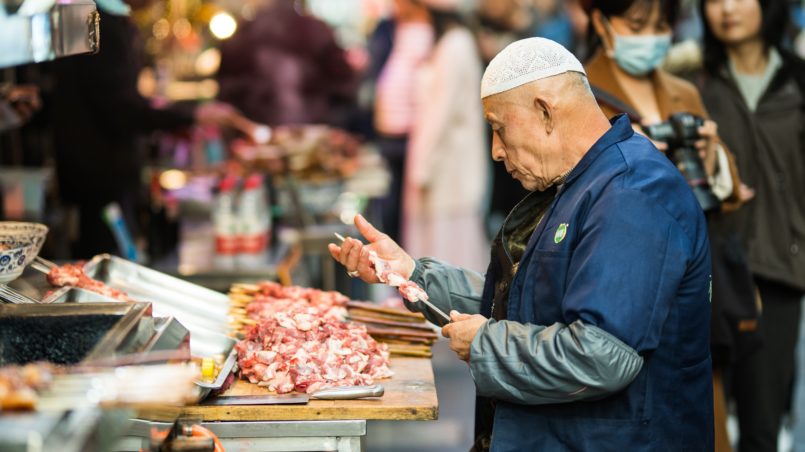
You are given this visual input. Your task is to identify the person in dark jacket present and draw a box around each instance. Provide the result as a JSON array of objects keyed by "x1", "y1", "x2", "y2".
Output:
[
  {"x1": 697, "y1": 1, "x2": 805, "y2": 450},
  {"x1": 50, "y1": 0, "x2": 243, "y2": 258},
  {"x1": 216, "y1": 0, "x2": 358, "y2": 128},
  {"x1": 330, "y1": 37, "x2": 714, "y2": 451}
]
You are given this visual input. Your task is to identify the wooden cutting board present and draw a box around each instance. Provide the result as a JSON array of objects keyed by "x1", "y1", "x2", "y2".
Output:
[{"x1": 168, "y1": 357, "x2": 438, "y2": 422}]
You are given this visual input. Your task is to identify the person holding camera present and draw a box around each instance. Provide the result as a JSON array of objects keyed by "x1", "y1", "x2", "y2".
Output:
[
  {"x1": 582, "y1": 0, "x2": 758, "y2": 450},
  {"x1": 696, "y1": 0, "x2": 805, "y2": 450}
]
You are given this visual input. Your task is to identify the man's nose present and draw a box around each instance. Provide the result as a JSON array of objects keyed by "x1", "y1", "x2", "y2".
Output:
[{"x1": 491, "y1": 133, "x2": 505, "y2": 162}]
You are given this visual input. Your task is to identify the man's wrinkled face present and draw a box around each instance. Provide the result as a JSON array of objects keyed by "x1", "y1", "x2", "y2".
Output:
[{"x1": 483, "y1": 92, "x2": 559, "y2": 192}]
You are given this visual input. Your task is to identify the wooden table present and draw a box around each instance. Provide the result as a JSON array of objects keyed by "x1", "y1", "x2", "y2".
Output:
[{"x1": 120, "y1": 358, "x2": 438, "y2": 452}]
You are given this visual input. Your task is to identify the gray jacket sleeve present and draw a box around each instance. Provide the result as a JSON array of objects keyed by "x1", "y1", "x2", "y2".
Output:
[
  {"x1": 404, "y1": 257, "x2": 486, "y2": 325},
  {"x1": 469, "y1": 319, "x2": 644, "y2": 405}
]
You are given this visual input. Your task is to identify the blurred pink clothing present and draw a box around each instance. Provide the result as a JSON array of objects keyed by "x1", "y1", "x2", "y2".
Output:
[
  {"x1": 374, "y1": 22, "x2": 434, "y2": 136},
  {"x1": 402, "y1": 27, "x2": 489, "y2": 272}
]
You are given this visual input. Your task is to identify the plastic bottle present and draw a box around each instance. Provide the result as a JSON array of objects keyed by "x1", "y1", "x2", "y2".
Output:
[
  {"x1": 212, "y1": 175, "x2": 239, "y2": 269},
  {"x1": 236, "y1": 173, "x2": 271, "y2": 268}
]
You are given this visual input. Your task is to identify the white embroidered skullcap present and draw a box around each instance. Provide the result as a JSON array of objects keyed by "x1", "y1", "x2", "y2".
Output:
[{"x1": 481, "y1": 37, "x2": 586, "y2": 99}]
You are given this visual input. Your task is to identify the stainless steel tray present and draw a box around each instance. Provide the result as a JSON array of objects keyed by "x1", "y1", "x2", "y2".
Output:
[
  {"x1": 0, "y1": 302, "x2": 154, "y2": 365},
  {"x1": 39, "y1": 256, "x2": 238, "y2": 394},
  {"x1": 44, "y1": 254, "x2": 232, "y2": 335}
]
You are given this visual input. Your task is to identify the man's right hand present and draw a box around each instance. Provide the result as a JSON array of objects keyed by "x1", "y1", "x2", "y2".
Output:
[{"x1": 327, "y1": 214, "x2": 415, "y2": 284}]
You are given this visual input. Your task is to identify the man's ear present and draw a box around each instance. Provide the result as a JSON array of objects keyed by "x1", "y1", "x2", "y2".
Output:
[{"x1": 533, "y1": 97, "x2": 554, "y2": 134}]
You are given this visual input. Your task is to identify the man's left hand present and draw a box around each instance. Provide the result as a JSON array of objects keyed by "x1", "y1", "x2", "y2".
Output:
[{"x1": 441, "y1": 311, "x2": 487, "y2": 362}]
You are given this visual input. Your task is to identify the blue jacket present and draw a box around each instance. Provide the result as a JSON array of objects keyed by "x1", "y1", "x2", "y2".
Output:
[{"x1": 480, "y1": 114, "x2": 714, "y2": 451}]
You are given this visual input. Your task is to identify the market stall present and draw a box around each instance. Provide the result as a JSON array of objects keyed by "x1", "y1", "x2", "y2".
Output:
[{"x1": 0, "y1": 224, "x2": 440, "y2": 452}]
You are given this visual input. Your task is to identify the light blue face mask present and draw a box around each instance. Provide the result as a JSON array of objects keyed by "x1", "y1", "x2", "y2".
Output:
[
  {"x1": 94, "y1": 0, "x2": 131, "y2": 16},
  {"x1": 611, "y1": 33, "x2": 672, "y2": 76}
]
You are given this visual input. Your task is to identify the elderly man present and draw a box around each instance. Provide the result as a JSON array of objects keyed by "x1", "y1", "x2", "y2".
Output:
[{"x1": 329, "y1": 38, "x2": 713, "y2": 451}]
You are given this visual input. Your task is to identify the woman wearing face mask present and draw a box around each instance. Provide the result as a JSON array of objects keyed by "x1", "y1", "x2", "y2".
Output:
[
  {"x1": 583, "y1": 1, "x2": 757, "y2": 451},
  {"x1": 696, "y1": 1, "x2": 805, "y2": 451}
]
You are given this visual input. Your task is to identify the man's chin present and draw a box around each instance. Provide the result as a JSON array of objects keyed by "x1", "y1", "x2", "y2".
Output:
[{"x1": 517, "y1": 179, "x2": 542, "y2": 192}]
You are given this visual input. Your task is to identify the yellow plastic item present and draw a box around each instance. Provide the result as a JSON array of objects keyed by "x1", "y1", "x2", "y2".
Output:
[{"x1": 201, "y1": 358, "x2": 215, "y2": 380}]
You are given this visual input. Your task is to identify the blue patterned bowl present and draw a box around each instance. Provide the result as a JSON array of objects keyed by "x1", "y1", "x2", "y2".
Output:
[{"x1": 0, "y1": 222, "x2": 48, "y2": 283}]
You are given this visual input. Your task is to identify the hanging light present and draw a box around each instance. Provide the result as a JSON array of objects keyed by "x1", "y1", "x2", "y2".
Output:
[
  {"x1": 209, "y1": 12, "x2": 237, "y2": 40},
  {"x1": 159, "y1": 169, "x2": 188, "y2": 191}
]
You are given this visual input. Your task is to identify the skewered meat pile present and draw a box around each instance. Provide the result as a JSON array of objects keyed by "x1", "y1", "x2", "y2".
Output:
[
  {"x1": 229, "y1": 282, "x2": 436, "y2": 359},
  {"x1": 234, "y1": 294, "x2": 392, "y2": 394},
  {"x1": 240, "y1": 282, "x2": 348, "y2": 323},
  {"x1": 46, "y1": 263, "x2": 129, "y2": 301}
]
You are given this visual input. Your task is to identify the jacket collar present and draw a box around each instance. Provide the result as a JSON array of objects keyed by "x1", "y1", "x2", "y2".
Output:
[{"x1": 562, "y1": 114, "x2": 634, "y2": 188}]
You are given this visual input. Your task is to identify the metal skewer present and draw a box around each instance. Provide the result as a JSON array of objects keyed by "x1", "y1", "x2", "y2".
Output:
[{"x1": 333, "y1": 233, "x2": 451, "y2": 323}]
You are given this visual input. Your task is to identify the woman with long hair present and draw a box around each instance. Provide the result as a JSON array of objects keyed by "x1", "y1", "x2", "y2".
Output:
[
  {"x1": 402, "y1": 0, "x2": 489, "y2": 272},
  {"x1": 697, "y1": 1, "x2": 805, "y2": 450}
]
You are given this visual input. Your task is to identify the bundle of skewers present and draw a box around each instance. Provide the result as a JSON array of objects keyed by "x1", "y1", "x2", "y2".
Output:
[
  {"x1": 345, "y1": 301, "x2": 435, "y2": 358},
  {"x1": 226, "y1": 283, "x2": 261, "y2": 333},
  {"x1": 226, "y1": 282, "x2": 436, "y2": 358}
]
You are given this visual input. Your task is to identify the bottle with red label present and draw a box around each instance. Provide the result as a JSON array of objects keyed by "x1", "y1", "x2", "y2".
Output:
[
  {"x1": 236, "y1": 173, "x2": 271, "y2": 268},
  {"x1": 212, "y1": 174, "x2": 240, "y2": 269}
]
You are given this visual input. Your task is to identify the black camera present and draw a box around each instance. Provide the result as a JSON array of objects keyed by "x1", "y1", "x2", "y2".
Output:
[{"x1": 642, "y1": 113, "x2": 721, "y2": 213}]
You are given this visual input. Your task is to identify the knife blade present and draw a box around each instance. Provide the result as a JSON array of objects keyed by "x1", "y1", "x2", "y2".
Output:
[{"x1": 203, "y1": 385, "x2": 385, "y2": 406}]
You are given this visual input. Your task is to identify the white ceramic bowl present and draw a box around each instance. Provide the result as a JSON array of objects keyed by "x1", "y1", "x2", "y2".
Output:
[{"x1": 0, "y1": 222, "x2": 48, "y2": 283}]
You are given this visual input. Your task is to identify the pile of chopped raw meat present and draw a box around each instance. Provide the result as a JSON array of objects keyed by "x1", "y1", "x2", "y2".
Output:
[
  {"x1": 368, "y1": 250, "x2": 429, "y2": 302},
  {"x1": 46, "y1": 263, "x2": 130, "y2": 301},
  {"x1": 234, "y1": 282, "x2": 392, "y2": 394},
  {"x1": 242, "y1": 281, "x2": 348, "y2": 322}
]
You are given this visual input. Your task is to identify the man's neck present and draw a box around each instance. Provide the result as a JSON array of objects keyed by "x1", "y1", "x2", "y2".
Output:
[
  {"x1": 554, "y1": 111, "x2": 610, "y2": 185},
  {"x1": 726, "y1": 38, "x2": 768, "y2": 75}
]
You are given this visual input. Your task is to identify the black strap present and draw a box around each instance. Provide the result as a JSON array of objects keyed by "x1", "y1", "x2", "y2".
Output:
[{"x1": 591, "y1": 85, "x2": 643, "y2": 123}]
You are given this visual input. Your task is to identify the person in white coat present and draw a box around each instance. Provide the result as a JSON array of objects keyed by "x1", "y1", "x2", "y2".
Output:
[{"x1": 402, "y1": 0, "x2": 489, "y2": 272}]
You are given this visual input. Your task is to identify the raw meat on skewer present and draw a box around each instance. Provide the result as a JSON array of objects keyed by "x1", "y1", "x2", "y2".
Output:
[
  {"x1": 333, "y1": 233, "x2": 450, "y2": 322},
  {"x1": 47, "y1": 263, "x2": 130, "y2": 301},
  {"x1": 334, "y1": 233, "x2": 428, "y2": 303}
]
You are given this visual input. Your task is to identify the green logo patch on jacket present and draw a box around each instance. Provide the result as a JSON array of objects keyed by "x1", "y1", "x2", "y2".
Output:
[{"x1": 554, "y1": 223, "x2": 569, "y2": 244}]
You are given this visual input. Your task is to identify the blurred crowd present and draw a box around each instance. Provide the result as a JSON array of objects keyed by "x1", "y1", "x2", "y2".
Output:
[{"x1": 1, "y1": 0, "x2": 805, "y2": 450}]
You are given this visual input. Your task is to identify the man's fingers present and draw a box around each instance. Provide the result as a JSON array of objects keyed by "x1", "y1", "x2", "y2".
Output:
[
  {"x1": 450, "y1": 310, "x2": 472, "y2": 322},
  {"x1": 354, "y1": 214, "x2": 385, "y2": 243},
  {"x1": 441, "y1": 323, "x2": 453, "y2": 338},
  {"x1": 345, "y1": 238, "x2": 362, "y2": 270},
  {"x1": 356, "y1": 249, "x2": 375, "y2": 277},
  {"x1": 327, "y1": 243, "x2": 342, "y2": 262}
]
